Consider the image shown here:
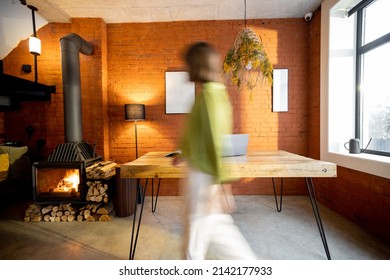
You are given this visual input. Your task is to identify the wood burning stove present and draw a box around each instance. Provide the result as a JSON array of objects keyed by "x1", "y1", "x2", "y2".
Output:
[
  {"x1": 32, "y1": 161, "x2": 86, "y2": 203},
  {"x1": 32, "y1": 141, "x2": 102, "y2": 203},
  {"x1": 31, "y1": 34, "x2": 102, "y2": 204}
]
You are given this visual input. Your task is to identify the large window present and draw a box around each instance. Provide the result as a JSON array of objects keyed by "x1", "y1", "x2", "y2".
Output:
[
  {"x1": 321, "y1": 0, "x2": 390, "y2": 179},
  {"x1": 356, "y1": 0, "x2": 390, "y2": 156}
]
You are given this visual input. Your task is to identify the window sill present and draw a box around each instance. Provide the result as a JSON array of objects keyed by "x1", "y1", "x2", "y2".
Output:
[{"x1": 322, "y1": 150, "x2": 390, "y2": 179}]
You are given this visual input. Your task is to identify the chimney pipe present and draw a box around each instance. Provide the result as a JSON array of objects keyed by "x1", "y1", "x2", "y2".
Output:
[{"x1": 60, "y1": 33, "x2": 93, "y2": 143}]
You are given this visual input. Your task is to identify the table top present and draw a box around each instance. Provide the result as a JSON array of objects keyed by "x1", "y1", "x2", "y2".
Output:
[{"x1": 120, "y1": 150, "x2": 337, "y2": 179}]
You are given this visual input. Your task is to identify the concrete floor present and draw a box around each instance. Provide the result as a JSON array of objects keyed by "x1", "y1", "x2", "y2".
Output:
[{"x1": 0, "y1": 195, "x2": 389, "y2": 260}]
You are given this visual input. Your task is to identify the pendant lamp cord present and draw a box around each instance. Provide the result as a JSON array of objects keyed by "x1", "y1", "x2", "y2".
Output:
[
  {"x1": 31, "y1": 7, "x2": 37, "y2": 82},
  {"x1": 31, "y1": 8, "x2": 37, "y2": 37},
  {"x1": 244, "y1": 0, "x2": 247, "y2": 28}
]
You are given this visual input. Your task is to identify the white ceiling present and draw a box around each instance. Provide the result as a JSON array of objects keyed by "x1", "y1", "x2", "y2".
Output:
[
  {"x1": 1, "y1": 0, "x2": 324, "y2": 59},
  {"x1": 26, "y1": 0, "x2": 324, "y2": 23}
]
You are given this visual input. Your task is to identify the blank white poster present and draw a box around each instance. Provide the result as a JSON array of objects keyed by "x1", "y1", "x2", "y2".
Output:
[
  {"x1": 272, "y1": 69, "x2": 288, "y2": 112},
  {"x1": 165, "y1": 71, "x2": 195, "y2": 114}
]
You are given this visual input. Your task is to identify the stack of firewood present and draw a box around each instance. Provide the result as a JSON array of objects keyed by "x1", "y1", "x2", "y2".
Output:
[
  {"x1": 86, "y1": 181, "x2": 109, "y2": 203},
  {"x1": 24, "y1": 201, "x2": 114, "y2": 222},
  {"x1": 77, "y1": 202, "x2": 114, "y2": 221},
  {"x1": 86, "y1": 161, "x2": 117, "y2": 179}
]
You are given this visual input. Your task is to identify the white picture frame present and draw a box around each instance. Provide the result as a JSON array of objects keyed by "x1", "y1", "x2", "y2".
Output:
[
  {"x1": 272, "y1": 69, "x2": 289, "y2": 112},
  {"x1": 165, "y1": 71, "x2": 195, "y2": 114}
]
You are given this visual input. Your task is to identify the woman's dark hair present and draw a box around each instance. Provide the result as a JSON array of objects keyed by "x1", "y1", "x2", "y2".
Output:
[{"x1": 185, "y1": 42, "x2": 221, "y2": 82}]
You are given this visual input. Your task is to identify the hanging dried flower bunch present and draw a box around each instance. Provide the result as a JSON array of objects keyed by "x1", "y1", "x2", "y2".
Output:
[{"x1": 223, "y1": 28, "x2": 273, "y2": 94}]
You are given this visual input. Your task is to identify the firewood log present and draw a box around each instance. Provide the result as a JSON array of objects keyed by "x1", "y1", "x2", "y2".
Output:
[
  {"x1": 99, "y1": 185, "x2": 106, "y2": 194},
  {"x1": 41, "y1": 205, "x2": 53, "y2": 215},
  {"x1": 91, "y1": 203, "x2": 102, "y2": 213},
  {"x1": 31, "y1": 215, "x2": 42, "y2": 222},
  {"x1": 97, "y1": 201, "x2": 114, "y2": 215},
  {"x1": 99, "y1": 214, "x2": 113, "y2": 222},
  {"x1": 32, "y1": 208, "x2": 41, "y2": 216},
  {"x1": 84, "y1": 209, "x2": 91, "y2": 220},
  {"x1": 96, "y1": 195, "x2": 103, "y2": 203},
  {"x1": 86, "y1": 215, "x2": 95, "y2": 222},
  {"x1": 62, "y1": 203, "x2": 72, "y2": 211}
]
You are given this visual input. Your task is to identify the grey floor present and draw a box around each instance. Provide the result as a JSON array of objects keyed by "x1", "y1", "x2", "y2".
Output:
[{"x1": 0, "y1": 195, "x2": 389, "y2": 260}]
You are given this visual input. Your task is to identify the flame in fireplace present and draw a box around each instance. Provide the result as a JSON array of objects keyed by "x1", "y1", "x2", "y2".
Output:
[{"x1": 53, "y1": 170, "x2": 80, "y2": 193}]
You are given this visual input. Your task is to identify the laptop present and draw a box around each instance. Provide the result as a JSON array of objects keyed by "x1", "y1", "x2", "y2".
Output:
[{"x1": 221, "y1": 134, "x2": 249, "y2": 157}]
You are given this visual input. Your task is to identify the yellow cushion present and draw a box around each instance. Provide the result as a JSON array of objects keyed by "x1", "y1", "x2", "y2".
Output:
[
  {"x1": 0, "y1": 146, "x2": 28, "y2": 165},
  {"x1": 0, "y1": 153, "x2": 9, "y2": 182}
]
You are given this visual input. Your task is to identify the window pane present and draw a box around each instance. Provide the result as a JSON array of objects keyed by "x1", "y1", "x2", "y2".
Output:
[
  {"x1": 361, "y1": 42, "x2": 390, "y2": 153},
  {"x1": 362, "y1": 0, "x2": 390, "y2": 45}
]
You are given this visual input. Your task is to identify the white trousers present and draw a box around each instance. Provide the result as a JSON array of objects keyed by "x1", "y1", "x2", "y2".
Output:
[{"x1": 182, "y1": 166, "x2": 257, "y2": 260}]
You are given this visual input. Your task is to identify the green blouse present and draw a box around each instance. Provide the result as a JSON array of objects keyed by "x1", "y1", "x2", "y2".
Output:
[{"x1": 180, "y1": 82, "x2": 233, "y2": 183}]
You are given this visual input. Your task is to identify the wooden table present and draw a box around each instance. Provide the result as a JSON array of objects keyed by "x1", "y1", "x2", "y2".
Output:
[{"x1": 120, "y1": 150, "x2": 337, "y2": 260}]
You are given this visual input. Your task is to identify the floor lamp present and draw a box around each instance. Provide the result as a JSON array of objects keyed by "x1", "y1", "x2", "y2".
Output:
[{"x1": 125, "y1": 104, "x2": 145, "y2": 203}]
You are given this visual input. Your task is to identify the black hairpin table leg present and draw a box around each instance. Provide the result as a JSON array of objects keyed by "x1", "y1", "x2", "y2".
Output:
[
  {"x1": 272, "y1": 178, "x2": 284, "y2": 212},
  {"x1": 151, "y1": 178, "x2": 162, "y2": 213},
  {"x1": 305, "y1": 177, "x2": 331, "y2": 260},
  {"x1": 129, "y1": 178, "x2": 148, "y2": 260}
]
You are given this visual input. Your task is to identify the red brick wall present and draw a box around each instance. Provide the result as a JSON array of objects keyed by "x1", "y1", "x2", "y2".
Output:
[
  {"x1": 308, "y1": 9, "x2": 390, "y2": 244},
  {"x1": 107, "y1": 19, "x2": 310, "y2": 195}
]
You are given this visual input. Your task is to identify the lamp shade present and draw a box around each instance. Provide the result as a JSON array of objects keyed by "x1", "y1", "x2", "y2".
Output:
[
  {"x1": 29, "y1": 36, "x2": 41, "y2": 55},
  {"x1": 125, "y1": 104, "x2": 145, "y2": 121}
]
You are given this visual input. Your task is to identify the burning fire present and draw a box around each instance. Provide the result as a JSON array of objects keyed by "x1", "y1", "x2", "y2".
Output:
[{"x1": 53, "y1": 170, "x2": 80, "y2": 193}]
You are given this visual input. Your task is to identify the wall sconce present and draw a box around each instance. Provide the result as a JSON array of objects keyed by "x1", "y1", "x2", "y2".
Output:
[
  {"x1": 125, "y1": 104, "x2": 146, "y2": 159},
  {"x1": 27, "y1": 4, "x2": 40, "y2": 82}
]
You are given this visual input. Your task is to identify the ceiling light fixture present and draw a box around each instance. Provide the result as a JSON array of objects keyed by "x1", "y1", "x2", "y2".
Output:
[{"x1": 223, "y1": 0, "x2": 273, "y2": 98}]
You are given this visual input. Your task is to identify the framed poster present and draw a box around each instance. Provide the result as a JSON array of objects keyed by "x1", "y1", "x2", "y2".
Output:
[
  {"x1": 272, "y1": 69, "x2": 289, "y2": 112},
  {"x1": 165, "y1": 71, "x2": 195, "y2": 114}
]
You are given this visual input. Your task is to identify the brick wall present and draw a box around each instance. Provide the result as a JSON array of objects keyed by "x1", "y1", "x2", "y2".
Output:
[{"x1": 106, "y1": 19, "x2": 310, "y2": 195}]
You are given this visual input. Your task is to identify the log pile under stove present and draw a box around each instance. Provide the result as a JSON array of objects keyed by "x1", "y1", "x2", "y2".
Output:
[
  {"x1": 27, "y1": 160, "x2": 118, "y2": 222},
  {"x1": 25, "y1": 200, "x2": 114, "y2": 222}
]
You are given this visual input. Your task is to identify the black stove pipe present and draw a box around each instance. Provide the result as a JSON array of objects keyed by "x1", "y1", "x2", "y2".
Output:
[{"x1": 60, "y1": 33, "x2": 93, "y2": 143}]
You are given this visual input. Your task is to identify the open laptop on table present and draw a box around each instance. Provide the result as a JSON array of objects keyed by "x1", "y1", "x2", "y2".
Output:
[
  {"x1": 221, "y1": 134, "x2": 249, "y2": 157},
  {"x1": 165, "y1": 134, "x2": 249, "y2": 158}
]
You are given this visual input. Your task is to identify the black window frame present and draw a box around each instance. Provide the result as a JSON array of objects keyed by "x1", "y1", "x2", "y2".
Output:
[{"x1": 354, "y1": 0, "x2": 390, "y2": 157}]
